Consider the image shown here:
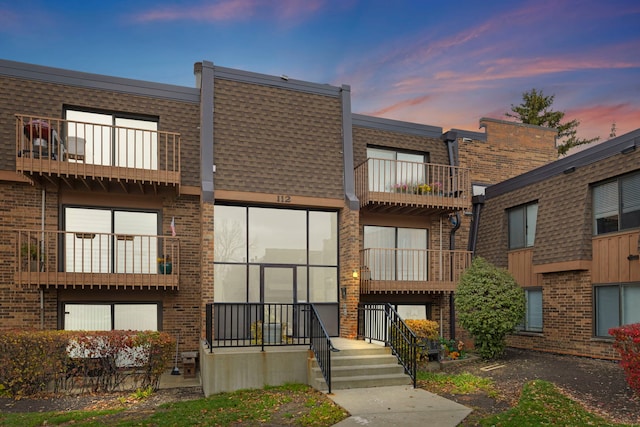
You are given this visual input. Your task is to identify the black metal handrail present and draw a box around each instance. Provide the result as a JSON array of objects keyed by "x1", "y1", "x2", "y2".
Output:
[
  {"x1": 357, "y1": 303, "x2": 417, "y2": 387},
  {"x1": 309, "y1": 303, "x2": 336, "y2": 393},
  {"x1": 206, "y1": 303, "x2": 311, "y2": 350}
]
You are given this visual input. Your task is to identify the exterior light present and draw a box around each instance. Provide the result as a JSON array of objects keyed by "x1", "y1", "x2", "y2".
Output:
[{"x1": 352, "y1": 269, "x2": 359, "y2": 279}]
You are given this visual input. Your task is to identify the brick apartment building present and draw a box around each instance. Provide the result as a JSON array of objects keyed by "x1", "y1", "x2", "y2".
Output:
[
  {"x1": 475, "y1": 129, "x2": 640, "y2": 359},
  {"x1": 4, "y1": 57, "x2": 630, "y2": 390}
]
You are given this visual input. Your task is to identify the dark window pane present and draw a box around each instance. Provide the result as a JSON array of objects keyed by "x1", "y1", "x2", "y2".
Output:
[{"x1": 595, "y1": 286, "x2": 619, "y2": 337}]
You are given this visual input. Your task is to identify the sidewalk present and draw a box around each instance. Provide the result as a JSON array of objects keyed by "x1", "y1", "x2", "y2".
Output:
[{"x1": 328, "y1": 385, "x2": 471, "y2": 426}]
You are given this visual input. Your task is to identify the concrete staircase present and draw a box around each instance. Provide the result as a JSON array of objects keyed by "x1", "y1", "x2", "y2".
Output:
[{"x1": 309, "y1": 339, "x2": 412, "y2": 391}]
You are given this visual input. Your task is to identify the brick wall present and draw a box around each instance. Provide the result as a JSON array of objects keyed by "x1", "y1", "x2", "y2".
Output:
[
  {"x1": 460, "y1": 118, "x2": 558, "y2": 186},
  {"x1": 339, "y1": 206, "x2": 360, "y2": 338},
  {"x1": 507, "y1": 270, "x2": 618, "y2": 359}
]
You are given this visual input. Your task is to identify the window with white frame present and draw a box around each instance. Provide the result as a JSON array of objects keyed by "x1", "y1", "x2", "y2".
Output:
[
  {"x1": 65, "y1": 109, "x2": 158, "y2": 169},
  {"x1": 363, "y1": 226, "x2": 428, "y2": 281},
  {"x1": 594, "y1": 283, "x2": 640, "y2": 337},
  {"x1": 593, "y1": 171, "x2": 640, "y2": 235},
  {"x1": 63, "y1": 303, "x2": 159, "y2": 331},
  {"x1": 366, "y1": 147, "x2": 428, "y2": 192},
  {"x1": 508, "y1": 203, "x2": 538, "y2": 249},
  {"x1": 64, "y1": 207, "x2": 159, "y2": 274},
  {"x1": 517, "y1": 288, "x2": 543, "y2": 332}
]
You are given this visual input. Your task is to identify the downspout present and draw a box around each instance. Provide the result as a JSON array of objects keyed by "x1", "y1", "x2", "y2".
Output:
[
  {"x1": 467, "y1": 195, "x2": 485, "y2": 254},
  {"x1": 442, "y1": 131, "x2": 459, "y2": 340},
  {"x1": 41, "y1": 188, "x2": 45, "y2": 329}
]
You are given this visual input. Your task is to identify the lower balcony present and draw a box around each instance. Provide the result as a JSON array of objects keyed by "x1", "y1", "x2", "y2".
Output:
[
  {"x1": 359, "y1": 248, "x2": 472, "y2": 294},
  {"x1": 15, "y1": 230, "x2": 179, "y2": 290}
]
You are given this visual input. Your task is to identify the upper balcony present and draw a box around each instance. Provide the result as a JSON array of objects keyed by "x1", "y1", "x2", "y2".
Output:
[
  {"x1": 359, "y1": 248, "x2": 472, "y2": 294},
  {"x1": 355, "y1": 158, "x2": 471, "y2": 215},
  {"x1": 15, "y1": 229, "x2": 179, "y2": 290},
  {"x1": 15, "y1": 115, "x2": 181, "y2": 193}
]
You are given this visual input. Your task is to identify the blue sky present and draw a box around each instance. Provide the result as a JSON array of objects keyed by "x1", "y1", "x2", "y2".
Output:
[{"x1": 2, "y1": 0, "x2": 639, "y2": 141}]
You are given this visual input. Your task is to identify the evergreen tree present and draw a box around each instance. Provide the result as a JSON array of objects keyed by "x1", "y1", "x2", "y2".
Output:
[{"x1": 506, "y1": 88, "x2": 599, "y2": 155}]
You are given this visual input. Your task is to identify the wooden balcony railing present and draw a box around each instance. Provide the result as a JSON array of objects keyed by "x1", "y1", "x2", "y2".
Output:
[
  {"x1": 359, "y1": 248, "x2": 472, "y2": 294},
  {"x1": 355, "y1": 158, "x2": 471, "y2": 214},
  {"x1": 15, "y1": 230, "x2": 179, "y2": 290},
  {"x1": 15, "y1": 115, "x2": 181, "y2": 192}
]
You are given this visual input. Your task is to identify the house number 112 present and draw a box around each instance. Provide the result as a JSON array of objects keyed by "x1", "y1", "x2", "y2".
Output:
[{"x1": 276, "y1": 195, "x2": 291, "y2": 203}]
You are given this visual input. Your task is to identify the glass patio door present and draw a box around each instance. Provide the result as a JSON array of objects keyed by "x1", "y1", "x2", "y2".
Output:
[{"x1": 261, "y1": 265, "x2": 297, "y2": 341}]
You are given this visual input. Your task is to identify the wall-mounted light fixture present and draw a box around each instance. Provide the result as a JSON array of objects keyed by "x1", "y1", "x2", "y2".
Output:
[
  {"x1": 352, "y1": 269, "x2": 359, "y2": 279},
  {"x1": 340, "y1": 287, "x2": 347, "y2": 300}
]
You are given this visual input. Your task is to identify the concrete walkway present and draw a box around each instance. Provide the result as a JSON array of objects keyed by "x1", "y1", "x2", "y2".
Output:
[{"x1": 328, "y1": 385, "x2": 472, "y2": 426}]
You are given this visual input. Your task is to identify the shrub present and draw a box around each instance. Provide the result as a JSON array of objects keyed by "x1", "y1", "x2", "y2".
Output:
[
  {"x1": 455, "y1": 257, "x2": 525, "y2": 359},
  {"x1": 0, "y1": 330, "x2": 174, "y2": 397},
  {"x1": 404, "y1": 319, "x2": 439, "y2": 341},
  {"x1": 610, "y1": 323, "x2": 640, "y2": 396},
  {"x1": 404, "y1": 319, "x2": 440, "y2": 362},
  {"x1": 0, "y1": 330, "x2": 71, "y2": 397}
]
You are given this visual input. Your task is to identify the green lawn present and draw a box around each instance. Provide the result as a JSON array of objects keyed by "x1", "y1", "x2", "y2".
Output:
[
  {"x1": 481, "y1": 380, "x2": 638, "y2": 427},
  {"x1": 0, "y1": 384, "x2": 347, "y2": 427}
]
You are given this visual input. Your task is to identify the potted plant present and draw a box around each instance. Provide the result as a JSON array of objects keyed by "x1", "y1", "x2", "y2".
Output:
[
  {"x1": 20, "y1": 242, "x2": 41, "y2": 272},
  {"x1": 158, "y1": 255, "x2": 172, "y2": 274}
]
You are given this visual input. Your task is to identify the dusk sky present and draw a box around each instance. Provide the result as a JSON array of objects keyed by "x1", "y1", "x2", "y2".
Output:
[{"x1": 2, "y1": 0, "x2": 639, "y2": 143}]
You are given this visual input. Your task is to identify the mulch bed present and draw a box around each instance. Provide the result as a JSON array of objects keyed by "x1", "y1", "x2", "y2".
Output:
[{"x1": 422, "y1": 347, "x2": 640, "y2": 426}]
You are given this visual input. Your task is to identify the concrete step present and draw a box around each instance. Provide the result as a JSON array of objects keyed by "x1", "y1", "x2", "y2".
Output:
[
  {"x1": 330, "y1": 354, "x2": 400, "y2": 367},
  {"x1": 312, "y1": 372, "x2": 412, "y2": 391},
  {"x1": 309, "y1": 344, "x2": 413, "y2": 391},
  {"x1": 312, "y1": 362, "x2": 406, "y2": 378}
]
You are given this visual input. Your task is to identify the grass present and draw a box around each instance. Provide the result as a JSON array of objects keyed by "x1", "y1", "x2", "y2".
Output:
[
  {"x1": 0, "y1": 383, "x2": 347, "y2": 427},
  {"x1": 417, "y1": 370, "x2": 497, "y2": 396},
  {"x1": 417, "y1": 370, "x2": 638, "y2": 427},
  {"x1": 0, "y1": 409, "x2": 123, "y2": 426},
  {"x1": 481, "y1": 380, "x2": 637, "y2": 427}
]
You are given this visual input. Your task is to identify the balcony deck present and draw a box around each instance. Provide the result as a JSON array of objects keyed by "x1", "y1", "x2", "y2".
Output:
[
  {"x1": 355, "y1": 158, "x2": 471, "y2": 215},
  {"x1": 15, "y1": 230, "x2": 179, "y2": 290},
  {"x1": 15, "y1": 115, "x2": 181, "y2": 193},
  {"x1": 359, "y1": 248, "x2": 471, "y2": 294}
]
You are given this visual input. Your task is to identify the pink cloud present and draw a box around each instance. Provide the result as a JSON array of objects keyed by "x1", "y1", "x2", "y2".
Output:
[
  {"x1": 132, "y1": 0, "x2": 326, "y2": 23},
  {"x1": 362, "y1": 94, "x2": 433, "y2": 117}
]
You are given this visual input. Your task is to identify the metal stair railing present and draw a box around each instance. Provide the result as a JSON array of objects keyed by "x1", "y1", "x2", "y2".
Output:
[
  {"x1": 357, "y1": 303, "x2": 417, "y2": 387},
  {"x1": 309, "y1": 303, "x2": 338, "y2": 393}
]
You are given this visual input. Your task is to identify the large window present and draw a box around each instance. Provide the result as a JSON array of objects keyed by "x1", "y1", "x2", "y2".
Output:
[
  {"x1": 595, "y1": 284, "x2": 640, "y2": 337},
  {"x1": 508, "y1": 203, "x2": 538, "y2": 249},
  {"x1": 517, "y1": 288, "x2": 543, "y2": 333},
  {"x1": 366, "y1": 147, "x2": 428, "y2": 192},
  {"x1": 213, "y1": 206, "x2": 338, "y2": 304},
  {"x1": 593, "y1": 172, "x2": 640, "y2": 235},
  {"x1": 64, "y1": 207, "x2": 159, "y2": 273},
  {"x1": 63, "y1": 303, "x2": 159, "y2": 331},
  {"x1": 65, "y1": 109, "x2": 158, "y2": 169},
  {"x1": 363, "y1": 226, "x2": 428, "y2": 281}
]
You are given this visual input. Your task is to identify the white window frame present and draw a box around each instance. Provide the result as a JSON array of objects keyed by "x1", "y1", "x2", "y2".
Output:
[
  {"x1": 508, "y1": 202, "x2": 538, "y2": 249},
  {"x1": 517, "y1": 288, "x2": 543, "y2": 333},
  {"x1": 594, "y1": 283, "x2": 640, "y2": 337},
  {"x1": 593, "y1": 171, "x2": 640, "y2": 235}
]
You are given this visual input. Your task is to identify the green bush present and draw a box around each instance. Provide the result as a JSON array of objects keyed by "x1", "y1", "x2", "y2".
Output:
[
  {"x1": 455, "y1": 257, "x2": 525, "y2": 359},
  {"x1": 0, "y1": 330, "x2": 174, "y2": 397}
]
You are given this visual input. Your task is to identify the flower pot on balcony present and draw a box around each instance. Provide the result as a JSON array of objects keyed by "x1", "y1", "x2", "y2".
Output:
[{"x1": 158, "y1": 262, "x2": 172, "y2": 274}]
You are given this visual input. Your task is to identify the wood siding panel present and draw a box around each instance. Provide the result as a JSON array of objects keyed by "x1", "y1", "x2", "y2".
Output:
[
  {"x1": 592, "y1": 231, "x2": 640, "y2": 283},
  {"x1": 508, "y1": 248, "x2": 540, "y2": 287}
]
